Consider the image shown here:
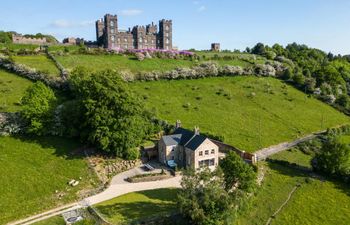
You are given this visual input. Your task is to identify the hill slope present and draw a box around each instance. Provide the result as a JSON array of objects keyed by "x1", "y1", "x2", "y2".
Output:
[{"x1": 130, "y1": 76, "x2": 349, "y2": 152}]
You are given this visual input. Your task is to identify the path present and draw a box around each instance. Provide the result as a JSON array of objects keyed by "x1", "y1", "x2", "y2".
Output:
[
  {"x1": 255, "y1": 132, "x2": 323, "y2": 161},
  {"x1": 8, "y1": 167, "x2": 181, "y2": 225}
]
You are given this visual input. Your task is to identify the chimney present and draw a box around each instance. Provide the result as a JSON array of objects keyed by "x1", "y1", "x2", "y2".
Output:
[
  {"x1": 194, "y1": 126, "x2": 200, "y2": 135},
  {"x1": 175, "y1": 120, "x2": 182, "y2": 129}
]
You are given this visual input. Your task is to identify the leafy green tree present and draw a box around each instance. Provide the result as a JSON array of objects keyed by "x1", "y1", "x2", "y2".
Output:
[
  {"x1": 335, "y1": 95, "x2": 350, "y2": 108},
  {"x1": 282, "y1": 68, "x2": 293, "y2": 80},
  {"x1": 220, "y1": 151, "x2": 256, "y2": 192},
  {"x1": 293, "y1": 73, "x2": 305, "y2": 86},
  {"x1": 313, "y1": 137, "x2": 350, "y2": 178},
  {"x1": 177, "y1": 168, "x2": 236, "y2": 225},
  {"x1": 21, "y1": 82, "x2": 57, "y2": 135},
  {"x1": 251, "y1": 43, "x2": 266, "y2": 55},
  {"x1": 69, "y1": 69, "x2": 155, "y2": 159}
]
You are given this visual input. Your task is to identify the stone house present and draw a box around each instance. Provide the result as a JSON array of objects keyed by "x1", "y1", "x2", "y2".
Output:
[{"x1": 158, "y1": 121, "x2": 219, "y2": 170}]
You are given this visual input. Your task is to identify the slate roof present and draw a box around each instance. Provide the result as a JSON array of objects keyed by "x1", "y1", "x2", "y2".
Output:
[
  {"x1": 162, "y1": 127, "x2": 209, "y2": 151},
  {"x1": 161, "y1": 134, "x2": 182, "y2": 146},
  {"x1": 185, "y1": 135, "x2": 208, "y2": 151}
]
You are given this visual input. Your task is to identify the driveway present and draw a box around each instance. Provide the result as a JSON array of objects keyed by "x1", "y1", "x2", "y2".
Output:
[{"x1": 9, "y1": 166, "x2": 182, "y2": 225}]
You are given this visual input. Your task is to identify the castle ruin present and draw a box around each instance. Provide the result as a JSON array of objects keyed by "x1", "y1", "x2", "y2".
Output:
[
  {"x1": 12, "y1": 34, "x2": 48, "y2": 45},
  {"x1": 96, "y1": 14, "x2": 172, "y2": 50}
]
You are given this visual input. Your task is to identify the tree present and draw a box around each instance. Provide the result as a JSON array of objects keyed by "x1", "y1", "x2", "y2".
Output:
[
  {"x1": 335, "y1": 95, "x2": 350, "y2": 108},
  {"x1": 69, "y1": 69, "x2": 156, "y2": 159},
  {"x1": 220, "y1": 151, "x2": 256, "y2": 192},
  {"x1": 21, "y1": 82, "x2": 57, "y2": 135},
  {"x1": 177, "y1": 168, "x2": 236, "y2": 225},
  {"x1": 313, "y1": 137, "x2": 350, "y2": 178},
  {"x1": 292, "y1": 71, "x2": 305, "y2": 86},
  {"x1": 251, "y1": 43, "x2": 266, "y2": 55}
]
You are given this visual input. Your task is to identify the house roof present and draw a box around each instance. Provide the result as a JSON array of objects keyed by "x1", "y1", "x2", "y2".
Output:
[
  {"x1": 161, "y1": 134, "x2": 182, "y2": 146},
  {"x1": 185, "y1": 135, "x2": 208, "y2": 151},
  {"x1": 173, "y1": 128, "x2": 195, "y2": 145},
  {"x1": 162, "y1": 127, "x2": 210, "y2": 151}
]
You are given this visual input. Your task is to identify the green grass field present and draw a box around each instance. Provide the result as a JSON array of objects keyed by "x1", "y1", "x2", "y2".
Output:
[
  {"x1": 0, "y1": 43, "x2": 39, "y2": 51},
  {"x1": 236, "y1": 150, "x2": 350, "y2": 225},
  {"x1": 12, "y1": 55, "x2": 60, "y2": 77},
  {"x1": 0, "y1": 136, "x2": 98, "y2": 224},
  {"x1": 130, "y1": 76, "x2": 349, "y2": 152},
  {"x1": 94, "y1": 189, "x2": 178, "y2": 224},
  {"x1": 268, "y1": 148, "x2": 312, "y2": 168},
  {"x1": 55, "y1": 54, "x2": 255, "y2": 74},
  {"x1": 0, "y1": 69, "x2": 33, "y2": 112}
]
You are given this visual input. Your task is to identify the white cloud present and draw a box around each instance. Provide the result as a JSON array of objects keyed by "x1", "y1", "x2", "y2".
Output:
[
  {"x1": 49, "y1": 19, "x2": 94, "y2": 28},
  {"x1": 197, "y1": 5, "x2": 206, "y2": 12},
  {"x1": 120, "y1": 9, "x2": 143, "y2": 16}
]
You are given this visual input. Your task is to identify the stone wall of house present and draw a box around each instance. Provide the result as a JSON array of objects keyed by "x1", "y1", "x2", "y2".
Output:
[{"x1": 191, "y1": 138, "x2": 219, "y2": 169}]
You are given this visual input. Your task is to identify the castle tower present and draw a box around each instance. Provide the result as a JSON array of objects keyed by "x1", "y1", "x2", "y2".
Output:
[
  {"x1": 95, "y1": 19, "x2": 104, "y2": 45},
  {"x1": 103, "y1": 14, "x2": 118, "y2": 49},
  {"x1": 157, "y1": 19, "x2": 172, "y2": 50}
]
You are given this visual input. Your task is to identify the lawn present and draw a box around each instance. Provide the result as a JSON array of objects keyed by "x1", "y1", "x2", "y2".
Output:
[
  {"x1": 0, "y1": 43, "x2": 39, "y2": 51},
  {"x1": 130, "y1": 76, "x2": 349, "y2": 152},
  {"x1": 0, "y1": 136, "x2": 98, "y2": 224},
  {"x1": 12, "y1": 55, "x2": 61, "y2": 77},
  {"x1": 94, "y1": 188, "x2": 178, "y2": 224},
  {"x1": 0, "y1": 69, "x2": 33, "y2": 112},
  {"x1": 236, "y1": 150, "x2": 350, "y2": 225}
]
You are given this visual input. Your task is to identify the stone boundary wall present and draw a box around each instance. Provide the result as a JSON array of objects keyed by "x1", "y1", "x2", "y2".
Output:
[
  {"x1": 46, "y1": 51, "x2": 69, "y2": 80},
  {"x1": 126, "y1": 173, "x2": 172, "y2": 183},
  {"x1": 0, "y1": 56, "x2": 67, "y2": 89},
  {"x1": 210, "y1": 139, "x2": 257, "y2": 164}
]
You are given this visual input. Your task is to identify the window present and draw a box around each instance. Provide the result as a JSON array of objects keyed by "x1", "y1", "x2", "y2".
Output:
[
  {"x1": 117, "y1": 38, "x2": 120, "y2": 42},
  {"x1": 125, "y1": 45, "x2": 128, "y2": 49},
  {"x1": 145, "y1": 39, "x2": 148, "y2": 43},
  {"x1": 166, "y1": 25, "x2": 169, "y2": 31},
  {"x1": 171, "y1": 147, "x2": 175, "y2": 152},
  {"x1": 199, "y1": 151, "x2": 203, "y2": 156},
  {"x1": 211, "y1": 149, "x2": 215, "y2": 154},
  {"x1": 111, "y1": 36, "x2": 115, "y2": 42},
  {"x1": 124, "y1": 38, "x2": 127, "y2": 42},
  {"x1": 199, "y1": 159, "x2": 215, "y2": 168},
  {"x1": 166, "y1": 38, "x2": 169, "y2": 44},
  {"x1": 209, "y1": 159, "x2": 215, "y2": 166},
  {"x1": 139, "y1": 37, "x2": 143, "y2": 43},
  {"x1": 151, "y1": 40, "x2": 154, "y2": 44},
  {"x1": 166, "y1": 33, "x2": 169, "y2": 37},
  {"x1": 111, "y1": 29, "x2": 115, "y2": 34},
  {"x1": 205, "y1": 150, "x2": 209, "y2": 155},
  {"x1": 110, "y1": 21, "x2": 114, "y2": 27}
]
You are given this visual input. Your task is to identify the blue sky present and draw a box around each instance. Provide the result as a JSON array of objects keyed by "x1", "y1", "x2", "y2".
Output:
[{"x1": 1, "y1": 0, "x2": 350, "y2": 54}]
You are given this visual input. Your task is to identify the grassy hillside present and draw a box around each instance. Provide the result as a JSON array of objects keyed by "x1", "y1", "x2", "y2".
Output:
[
  {"x1": 54, "y1": 54, "x2": 257, "y2": 74},
  {"x1": 130, "y1": 76, "x2": 349, "y2": 152},
  {"x1": 12, "y1": 55, "x2": 60, "y2": 77},
  {"x1": 236, "y1": 150, "x2": 350, "y2": 225},
  {"x1": 0, "y1": 136, "x2": 98, "y2": 224},
  {"x1": 0, "y1": 69, "x2": 33, "y2": 112}
]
